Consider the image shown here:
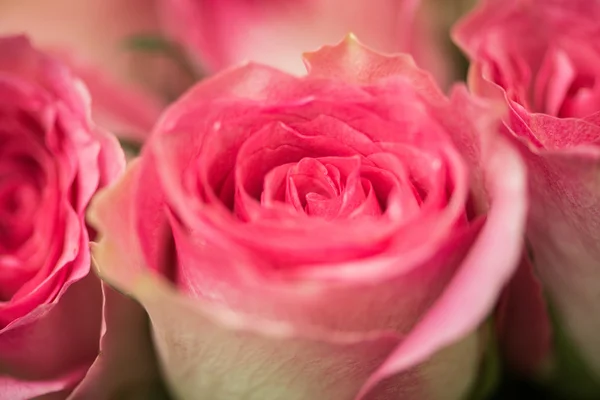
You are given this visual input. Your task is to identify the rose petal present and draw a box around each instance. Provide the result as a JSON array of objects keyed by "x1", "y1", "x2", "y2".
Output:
[
  {"x1": 91, "y1": 180, "x2": 482, "y2": 399},
  {"x1": 119, "y1": 274, "x2": 403, "y2": 400},
  {"x1": 0, "y1": 273, "x2": 101, "y2": 391},
  {"x1": 0, "y1": 368, "x2": 86, "y2": 400},
  {"x1": 357, "y1": 119, "x2": 527, "y2": 399},
  {"x1": 534, "y1": 48, "x2": 576, "y2": 116},
  {"x1": 89, "y1": 37, "x2": 528, "y2": 400},
  {"x1": 304, "y1": 35, "x2": 442, "y2": 101},
  {"x1": 509, "y1": 141, "x2": 600, "y2": 376}
]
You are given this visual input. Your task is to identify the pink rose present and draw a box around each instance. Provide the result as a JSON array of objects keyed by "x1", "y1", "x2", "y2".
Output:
[
  {"x1": 455, "y1": 0, "x2": 600, "y2": 393},
  {"x1": 0, "y1": 0, "x2": 192, "y2": 141},
  {"x1": 156, "y1": 0, "x2": 460, "y2": 88},
  {"x1": 0, "y1": 36, "x2": 125, "y2": 398},
  {"x1": 90, "y1": 37, "x2": 526, "y2": 400}
]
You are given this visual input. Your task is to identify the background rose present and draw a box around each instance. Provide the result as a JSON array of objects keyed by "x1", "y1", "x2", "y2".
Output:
[
  {"x1": 0, "y1": 0, "x2": 193, "y2": 141},
  {"x1": 0, "y1": 35, "x2": 169, "y2": 400},
  {"x1": 91, "y1": 38, "x2": 526, "y2": 400},
  {"x1": 454, "y1": 0, "x2": 600, "y2": 396},
  {"x1": 0, "y1": 36, "x2": 124, "y2": 399},
  {"x1": 156, "y1": 0, "x2": 467, "y2": 88}
]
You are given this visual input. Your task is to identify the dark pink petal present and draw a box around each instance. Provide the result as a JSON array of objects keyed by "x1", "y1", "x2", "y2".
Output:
[
  {"x1": 0, "y1": 273, "x2": 101, "y2": 395},
  {"x1": 0, "y1": 368, "x2": 86, "y2": 400},
  {"x1": 0, "y1": 200, "x2": 86, "y2": 327},
  {"x1": 495, "y1": 255, "x2": 552, "y2": 375},
  {"x1": 345, "y1": 179, "x2": 382, "y2": 218}
]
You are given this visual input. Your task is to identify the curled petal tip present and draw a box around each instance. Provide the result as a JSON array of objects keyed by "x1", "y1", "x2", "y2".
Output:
[{"x1": 344, "y1": 32, "x2": 361, "y2": 44}]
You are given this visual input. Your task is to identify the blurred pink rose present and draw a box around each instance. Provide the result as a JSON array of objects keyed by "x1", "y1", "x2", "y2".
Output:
[
  {"x1": 90, "y1": 38, "x2": 527, "y2": 400},
  {"x1": 455, "y1": 0, "x2": 600, "y2": 393},
  {"x1": 0, "y1": 0, "x2": 191, "y2": 141},
  {"x1": 157, "y1": 0, "x2": 460, "y2": 87},
  {"x1": 0, "y1": 36, "x2": 124, "y2": 399}
]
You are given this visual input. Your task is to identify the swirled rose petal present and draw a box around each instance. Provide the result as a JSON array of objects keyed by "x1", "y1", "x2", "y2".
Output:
[
  {"x1": 91, "y1": 37, "x2": 526, "y2": 400},
  {"x1": 0, "y1": 36, "x2": 127, "y2": 398}
]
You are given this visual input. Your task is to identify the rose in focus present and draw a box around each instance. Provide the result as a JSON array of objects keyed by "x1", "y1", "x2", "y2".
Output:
[
  {"x1": 455, "y1": 0, "x2": 600, "y2": 395},
  {"x1": 91, "y1": 37, "x2": 526, "y2": 400},
  {"x1": 0, "y1": 36, "x2": 124, "y2": 399}
]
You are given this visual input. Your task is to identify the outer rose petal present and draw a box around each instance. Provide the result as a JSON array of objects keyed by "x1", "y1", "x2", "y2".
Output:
[
  {"x1": 304, "y1": 34, "x2": 444, "y2": 99},
  {"x1": 89, "y1": 163, "x2": 484, "y2": 400},
  {"x1": 357, "y1": 91, "x2": 528, "y2": 397},
  {"x1": 88, "y1": 161, "x2": 155, "y2": 292},
  {"x1": 0, "y1": 370, "x2": 84, "y2": 400},
  {"x1": 115, "y1": 275, "x2": 482, "y2": 400},
  {"x1": 0, "y1": 274, "x2": 102, "y2": 399}
]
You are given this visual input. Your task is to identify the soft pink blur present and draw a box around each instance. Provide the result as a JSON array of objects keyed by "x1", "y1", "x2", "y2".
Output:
[
  {"x1": 0, "y1": 0, "x2": 188, "y2": 141},
  {"x1": 157, "y1": 0, "x2": 466, "y2": 88}
]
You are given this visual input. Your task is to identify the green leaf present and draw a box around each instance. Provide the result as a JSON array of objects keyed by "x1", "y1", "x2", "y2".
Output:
[
  {"x1": 124, "y1": 34, "x2": 177, "y2": 54},
  {"x1": 118, "y1": 137, "x2": 142, "y2": 156},
  {"x1": 123, "y1": 33, "x2": 203, "y2": 83},
  {"x1": 542, "y1": 301, "x2": 600, "y2": 399},
  {"x1": 468, "y1": 320, "x2": 501, "y2": 400}
]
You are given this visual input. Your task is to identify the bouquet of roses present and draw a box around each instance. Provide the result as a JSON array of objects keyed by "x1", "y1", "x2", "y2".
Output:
[{"x1": 0, "y1": 0, "x2": 599, "y2": 399}]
